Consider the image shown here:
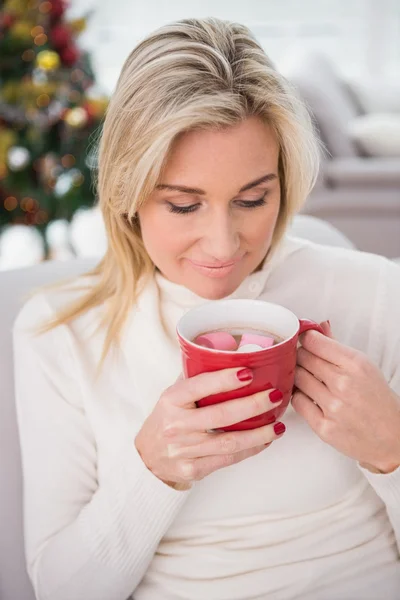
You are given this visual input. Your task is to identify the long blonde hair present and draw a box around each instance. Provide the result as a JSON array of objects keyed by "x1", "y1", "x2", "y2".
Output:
[{"x1": 39, "y1": 17, "x2": 321, "y2": 364}]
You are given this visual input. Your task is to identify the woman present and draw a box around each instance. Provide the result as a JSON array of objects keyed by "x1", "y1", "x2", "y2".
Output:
[{"x1": 13, "y1": 17, "x2": 400, "y2": 600}]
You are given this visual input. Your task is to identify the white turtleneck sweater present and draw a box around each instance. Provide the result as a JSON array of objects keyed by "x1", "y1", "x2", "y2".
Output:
[{"x1": 13, "y1": 236, "x2": 400, "y2": 600}]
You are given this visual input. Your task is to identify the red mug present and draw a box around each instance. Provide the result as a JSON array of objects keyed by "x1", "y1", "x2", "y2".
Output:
[{"x1": 177, "y1": 299, "x2": 324, "y2": 431}]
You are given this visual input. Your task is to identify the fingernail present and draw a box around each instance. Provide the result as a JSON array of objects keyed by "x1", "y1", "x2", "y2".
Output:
[
  {"x1": 274, "y1": 422, "x2": 286, "y2": 435},
  {"x1": 269, "y1": 389, "x2": 283, "y2": 403},
  {"x1": 237, "y1": 368, "x2": 253, "y2": 382}
]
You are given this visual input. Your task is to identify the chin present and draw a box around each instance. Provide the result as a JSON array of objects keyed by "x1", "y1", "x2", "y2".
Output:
[{"x1": 189, "y1": 277, "x2": 242, "y2": 300}]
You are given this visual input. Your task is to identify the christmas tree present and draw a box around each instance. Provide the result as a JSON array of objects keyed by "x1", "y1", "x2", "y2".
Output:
[{"x1": 0, "y1": 0, "x2": 108, "y2": 237}]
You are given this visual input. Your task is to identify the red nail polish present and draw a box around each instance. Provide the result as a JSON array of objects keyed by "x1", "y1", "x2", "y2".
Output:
[
  {"x1": 237, "y1": 368, "x2": 253, "y2": 382},
  {"x1": 274, "y1": 422, "x2": 286, "y2": 435},
  {"x1": 270, "y1": 389, "x2": 283, "y2": 403}
]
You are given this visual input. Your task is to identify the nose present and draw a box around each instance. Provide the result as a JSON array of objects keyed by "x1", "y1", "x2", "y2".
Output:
[{"x1": 201, "y1": 209, "x2": 240, "y2": 262}]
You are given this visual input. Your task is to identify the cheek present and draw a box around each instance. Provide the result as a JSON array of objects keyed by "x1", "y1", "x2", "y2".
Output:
[
  {"x1": 242, "y1": 206, "x2": 279, "y2": 244},
  {"x1": 140, "y1": 212, "x2": 192, "y2": 262}
]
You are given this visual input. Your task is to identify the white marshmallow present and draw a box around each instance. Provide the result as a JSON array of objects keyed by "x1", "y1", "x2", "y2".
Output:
[{"x1": 236, "y1": 344, "x2": 263, "y2": 353}]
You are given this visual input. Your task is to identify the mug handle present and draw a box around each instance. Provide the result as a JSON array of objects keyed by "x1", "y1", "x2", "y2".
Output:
[
  {"x1": 292, "y1": 319, "x2": 325, "y2": 397},
  {"x1": 298, "y1": 319, "x2": 324, "y2": 336}
]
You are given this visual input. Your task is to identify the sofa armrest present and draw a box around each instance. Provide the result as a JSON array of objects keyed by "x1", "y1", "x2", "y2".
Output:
[{"x1": 324, "y1": 158, "x2": 400, "y2": 188}]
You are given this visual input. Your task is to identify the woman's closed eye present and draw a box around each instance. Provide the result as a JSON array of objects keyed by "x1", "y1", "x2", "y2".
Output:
[{"x1": 167, "y1": 193, "x2": 269, "y2": 215}]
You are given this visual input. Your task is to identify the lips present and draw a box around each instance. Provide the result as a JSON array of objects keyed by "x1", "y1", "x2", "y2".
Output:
[
  {"x1": 186, "y1": 257, "x2": 243, "y2": 278},
  {"x1": 193, "y1": 262, "x2": 235, "y2": 269},
  {"x1": 188, "y1": 258, "x2": 241, "y2": 269}
]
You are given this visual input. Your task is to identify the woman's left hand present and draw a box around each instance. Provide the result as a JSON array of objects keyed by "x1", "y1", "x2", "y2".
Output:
[{"x1": 292, "y1": 321, "x2": 400, "y2": 474}]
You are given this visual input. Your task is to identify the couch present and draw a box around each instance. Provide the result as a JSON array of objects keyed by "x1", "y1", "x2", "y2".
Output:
[
  {"x1": 0, "y1": 258, "x2": 95, "y2": 600},
  {"x1": 283, "y1": 51, "x2": 400, "y2": 259}
]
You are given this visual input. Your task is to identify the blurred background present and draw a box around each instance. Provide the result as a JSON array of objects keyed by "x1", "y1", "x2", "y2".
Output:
[{"x1": 0, "y1": 0, "x2": 399, "y2": 270}]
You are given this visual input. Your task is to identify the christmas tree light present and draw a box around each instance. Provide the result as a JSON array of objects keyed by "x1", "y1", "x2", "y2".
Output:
[{"x1": 0, "y1": 0, "x2": 108, "y2": 242}]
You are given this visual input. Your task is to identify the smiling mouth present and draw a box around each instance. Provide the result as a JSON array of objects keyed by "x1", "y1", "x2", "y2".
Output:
[
  {"x1": 188, "y1": 258, "x2": 242, "y2": 269},
  {"x1": 194, "y1": 262, "x2": 235, "y2": 269},
  {"x1": 186, "y1": 257, "x2": 243, "y2": 278}
]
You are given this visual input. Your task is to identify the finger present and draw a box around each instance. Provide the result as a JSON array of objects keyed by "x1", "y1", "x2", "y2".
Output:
[
  {"x1": 165, "y1": 431, "x2": 209, "y2": 458},
  {"x1": 186, "y1": 444, "x2": 269, "y2": 481},
  {"x1": 297, "y1": 347, "x2": 327, "y2": 382},
  {"x1": 175, "y1": 421, "x2": 285, "y2": 459},
  {"x1": 294, "y1": 365, "x2": 332, "y2": 413},
  {"x1": 299, "y1": 329, "x2": 357, "y2": 367},
  {"x1": 297, "y1": 347, "x2": 339, "y2": 388},
  {"x1": 291, "y1": 390, "x2": 324, "y2": 431},
  {"x1": 319, "y1": 320, "x2": 334, "y2": 338},
  {"x1": 166, "y1": 367, "x2": 254, "y2": 408},
  {"x1": 189, "y1": 388, "x2": 283, "y2": 431}
]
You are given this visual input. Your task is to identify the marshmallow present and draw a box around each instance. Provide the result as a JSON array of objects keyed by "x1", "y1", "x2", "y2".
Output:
[
  {"x1": 239, "y1": 333, "x2": 274, "y2": 349},
  {"x1": 236, "y1": 344, "x2": 264, "y2": 353},
  {"x1": 194, "y1": 332, "x2": 238, "y2": 351}
]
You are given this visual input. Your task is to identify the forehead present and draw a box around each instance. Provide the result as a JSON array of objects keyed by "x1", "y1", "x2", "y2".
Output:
[{"x1": 162, "y1": 117, "x2": 279, "y2": 184}]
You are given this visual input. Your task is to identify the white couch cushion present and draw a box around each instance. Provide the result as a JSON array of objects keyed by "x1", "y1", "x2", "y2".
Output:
[
  {"x1": 289, "y1": 215, "x2": 356, "y2": 249},
  {"x1": 283, "y1": 50, "x2": 359, "y2": 158},
  {"x1": 346, "y1": 79, "x2": 400, "y2": 114},
  {"x1": 348, "y1": 114, "x2": 400, "y2": 157},
  {"x1": 0, "y1": 258, "x2": 96, "y2": 600}
]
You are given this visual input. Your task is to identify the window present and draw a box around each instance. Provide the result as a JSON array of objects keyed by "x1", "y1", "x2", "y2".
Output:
[{"x1": 70, "y1": 0, "x2": 400, "y2": 93}]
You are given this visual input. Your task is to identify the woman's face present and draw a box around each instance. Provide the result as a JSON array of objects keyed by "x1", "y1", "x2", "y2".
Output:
[{"x1": 138, "y1": 116, "x2": 281, "y2": 299}]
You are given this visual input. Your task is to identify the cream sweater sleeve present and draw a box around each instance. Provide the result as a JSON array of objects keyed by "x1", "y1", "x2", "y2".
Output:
[
  {"x1": 357, "y1": 258, "x2": 400, "y2": 554},
  {"x1": 13, "y1": 294, "x2": 190, "y2": 600}
]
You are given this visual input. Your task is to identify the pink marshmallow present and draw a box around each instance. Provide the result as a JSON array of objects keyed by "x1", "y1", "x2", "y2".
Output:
[
  {"x1": 194, "y1": 332, "x2": 238, "y2": 351},
  {"x1": 239, "y1": 333, "x2": 274, "y2": 349}
]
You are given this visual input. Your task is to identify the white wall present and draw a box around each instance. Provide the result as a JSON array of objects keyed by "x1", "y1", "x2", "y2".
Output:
[{"x1": 68, "y1": 0, "x2": 400, "y2": 95}]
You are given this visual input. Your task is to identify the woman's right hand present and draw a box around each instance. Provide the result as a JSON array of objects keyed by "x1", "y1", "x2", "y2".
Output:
[{"x1": 135, "y1": 367, "x2": 286, "y2": 488}]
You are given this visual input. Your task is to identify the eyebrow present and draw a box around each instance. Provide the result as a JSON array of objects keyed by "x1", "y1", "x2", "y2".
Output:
[{"x1": 155, "y1": 173, "x2": 278, "y2": 195}]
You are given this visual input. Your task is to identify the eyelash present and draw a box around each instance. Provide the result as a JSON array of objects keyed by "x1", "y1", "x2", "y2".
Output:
[{"x1": 167, "y1": 194, "x2": 268, "y2": 215}]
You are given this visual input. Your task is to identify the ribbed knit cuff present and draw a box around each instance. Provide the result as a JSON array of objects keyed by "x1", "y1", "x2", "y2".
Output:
[{"x1": 358, "y1": 462, "x2": 400, "y2": 508}]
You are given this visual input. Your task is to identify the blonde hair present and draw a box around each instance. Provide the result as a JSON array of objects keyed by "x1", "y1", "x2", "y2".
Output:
[{"x1": 39, "y1": 17, "x2": 321, "y2": 364}]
